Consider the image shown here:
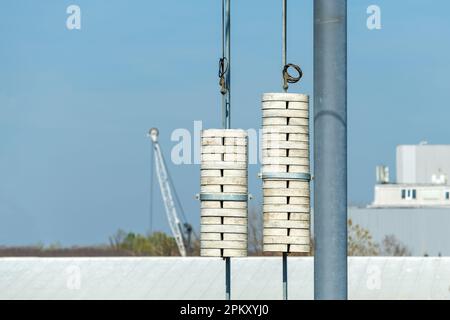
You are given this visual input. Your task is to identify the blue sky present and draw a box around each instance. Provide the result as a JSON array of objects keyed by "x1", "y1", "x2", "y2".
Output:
[{"x1": 1, "y1": 0, "x2": 450, "y2": 245}]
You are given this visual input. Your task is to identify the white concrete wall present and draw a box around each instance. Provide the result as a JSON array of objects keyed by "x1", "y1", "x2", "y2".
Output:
[
  {"x1": 372, "y1": 184, "x2": 450, "y2": 207},
  {"x1": 397, "y1": 145, "x2": 416, "y2": 184},
  {"x1": 416, "y1": 145, "x2": 450, "y2": 184},
  {"x1": 349, "y1": 207, "x2": 450, "y2": 256},
  {"x1": 1, "y1": 257, "x2": 450, "y2": 300},
  {"x1": 397, "y1": 145, "x2": 450, "y2": 184}
]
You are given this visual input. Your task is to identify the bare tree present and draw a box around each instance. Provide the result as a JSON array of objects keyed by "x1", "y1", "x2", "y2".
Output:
[
  {"x1": 347, "y1": 219, "x2": 379, "y2": 256},
  {"x1": 380, "y1": 234, "x2": 411, "y2": 256}
]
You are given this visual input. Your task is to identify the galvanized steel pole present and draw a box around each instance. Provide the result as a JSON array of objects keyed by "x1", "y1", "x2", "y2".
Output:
[{"x1": 313, "y1": 0, "x2": 348, "y2": 300}]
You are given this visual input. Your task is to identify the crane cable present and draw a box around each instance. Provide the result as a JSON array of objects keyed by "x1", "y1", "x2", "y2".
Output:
[
  {"x1": 159, "y1": 145, "x2": 199, "y2": 241},
  {"x1": 150, "y1": 139, "x2": 198, "y2": 241},
  {"x1": 282, "y1": 0, "x2": 303, "y2": 92},
  {"x1": 149, "y1": 143, "x2": 155, "y2": 234}
]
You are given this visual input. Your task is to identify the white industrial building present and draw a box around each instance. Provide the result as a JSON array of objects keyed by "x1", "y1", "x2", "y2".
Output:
[
  {"x1": 348, "y1": 207, "x2": 450, "y2": 256},
  {"x1": 371, "y1": 143, "x2": 450, "y2": 208},
  {"x1": 345, "y1": 143, "x2": 450, "y2": 256}
]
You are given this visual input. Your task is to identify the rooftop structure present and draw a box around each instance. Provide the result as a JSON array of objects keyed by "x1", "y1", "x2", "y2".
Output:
[{"x1": 372, "y1": 144, "x2": 450, "y2": 208}]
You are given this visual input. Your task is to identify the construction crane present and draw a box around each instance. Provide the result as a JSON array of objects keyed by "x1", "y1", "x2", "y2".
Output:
[{"x1": 148, "y1": 128, "x2": 193, "y2": 257}]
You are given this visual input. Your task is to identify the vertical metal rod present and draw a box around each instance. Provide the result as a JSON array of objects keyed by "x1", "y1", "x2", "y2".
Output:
[
  {"x1": 221, "y1": 0, "x2": 227, "y2": 129},
  {"x1": 224, "y1": 0, "x2": 232, "y2": 301},
  {"x1": 282, "y1": 252, "x2": 288, "y2": 300},
  {"x1": 222, "y1": 0, "x2": 225, "y2": 64},
  {"x1": 282, "y1": 0, "x2": 287, "y2": 92},
  {"x1": 222, "y1": 95, "x2": 227, "y2": 129},
  {"x1": 313, "y1": 0, "x2": 348, "y2": 300},
  {"x1": 282, "y1": 1, "x2": 288, "y2": 300},
  {"x1": 225, "y1": 257, "x2": 231, "y2": 300},
  {"x1": 225, "y1": 0, "x2": 231, "y2": 129}
]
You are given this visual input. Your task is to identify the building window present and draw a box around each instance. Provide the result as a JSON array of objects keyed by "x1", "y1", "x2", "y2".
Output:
[
  {"x1": 402, "y1": 189, "x2": 416, "y2": 200},
  {"x1": 446, "y1": 192, "x2": 450, "y2": 200}
]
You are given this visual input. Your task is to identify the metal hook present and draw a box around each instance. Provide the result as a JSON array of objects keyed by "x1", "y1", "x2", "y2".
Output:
[
  {"x1": 219, "y1": 57, "x2": 228, "y2": 95},
  {"x1": 283, "y1": 63, "x2": 303, "y2": 91}
]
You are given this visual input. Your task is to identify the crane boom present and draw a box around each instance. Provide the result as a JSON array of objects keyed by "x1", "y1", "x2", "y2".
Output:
[{"x1": 149, "y1": 128, "x2": 187, "y2": 257}]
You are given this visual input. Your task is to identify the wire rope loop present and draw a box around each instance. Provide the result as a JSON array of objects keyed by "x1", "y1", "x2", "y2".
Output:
[
  {"x1": 218, "y1": 57, "x2": 228, "y2": 95},
  {"x1": 283, "y1": 63, "x2": 303, "y2": 90}
]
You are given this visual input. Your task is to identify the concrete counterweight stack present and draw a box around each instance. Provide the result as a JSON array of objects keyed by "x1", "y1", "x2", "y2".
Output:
[
  {"x1": 200, "y1": 129, "x2": 248, "y2": 257},
  {"x1": 261, "y1": 93, "x2": 311, "y2": 254}
]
